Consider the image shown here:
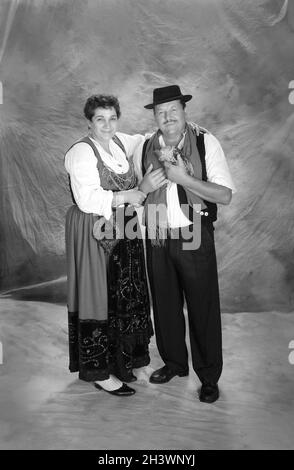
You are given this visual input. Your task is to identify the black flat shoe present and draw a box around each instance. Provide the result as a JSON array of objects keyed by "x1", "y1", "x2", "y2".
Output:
[
  {"x1": 199, "y1": 383, "x2": 219, "y2": 403},
  {"x1": 94, "y1": 383, "x2": 136, "y2": 396},
  {"x1": 149, "y1": 365, "x2": 189, "y2": 384}
]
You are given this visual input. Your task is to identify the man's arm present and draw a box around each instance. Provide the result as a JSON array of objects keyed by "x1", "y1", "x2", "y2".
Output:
[
  {"x1": 164, "y1": 160, "x2": 232, "y2": 205},
  {"x1": 164, "y1": 131, "x2": 235, "y2": 205},
  {"x1": 182, "y1": 176, "x2": 232, "y2": 205}
]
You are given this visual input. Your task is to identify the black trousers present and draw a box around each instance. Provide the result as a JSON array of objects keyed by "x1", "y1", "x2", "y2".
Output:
[{"x1": 146, "y1": 221, "x2": 223, "y2": 384}]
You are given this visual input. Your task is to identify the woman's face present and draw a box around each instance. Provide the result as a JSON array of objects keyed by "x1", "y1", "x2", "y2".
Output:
[{"x1": 88, "y1": 106, "x2": 118, "y2": 144}]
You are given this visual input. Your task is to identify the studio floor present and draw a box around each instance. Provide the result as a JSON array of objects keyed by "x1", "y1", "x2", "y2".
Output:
[{"x1": 0, "y1": 281, "x2": 293, "y2": 450}]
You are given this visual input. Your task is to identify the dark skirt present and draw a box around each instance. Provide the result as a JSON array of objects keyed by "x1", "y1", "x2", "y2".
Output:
[{"x1": 65, "y1": 205, "x2": 153, "y2": 382}]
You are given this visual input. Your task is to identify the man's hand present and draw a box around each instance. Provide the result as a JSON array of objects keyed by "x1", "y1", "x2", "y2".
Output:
[
  {"x1": 139, "y1": 164, "x2": 167, "y2": 194},
  {"x1": 163, "y1": 154, "x2": 188, "y2": 185}
]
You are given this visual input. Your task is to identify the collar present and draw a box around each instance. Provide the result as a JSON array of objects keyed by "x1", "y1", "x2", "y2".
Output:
[{"x1": 158, "y1": 125, "x2": 187, "y2": 149}]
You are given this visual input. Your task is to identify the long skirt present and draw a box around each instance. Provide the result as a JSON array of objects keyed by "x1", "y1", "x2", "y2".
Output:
[{"x1": 65, "y1": 205, "x2": 153, "y2": 382}]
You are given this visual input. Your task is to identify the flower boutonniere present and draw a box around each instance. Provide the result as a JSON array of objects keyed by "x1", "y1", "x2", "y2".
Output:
[
  {"x1": 157, "y1": 146, "x2": 178, "y2": 165},
  {"x1": 156, "y1": 147, "x2": 194, "y2": 176}
]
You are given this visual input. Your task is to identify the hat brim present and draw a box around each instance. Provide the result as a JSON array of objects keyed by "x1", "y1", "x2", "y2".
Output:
[{"x1": 144, "y1": 94, "x2": 192, "y2": 109}]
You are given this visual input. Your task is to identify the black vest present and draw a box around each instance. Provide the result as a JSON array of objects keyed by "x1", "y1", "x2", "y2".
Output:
[{"x1": 142, "y1": 131, "x2": 217, "y2": 223}]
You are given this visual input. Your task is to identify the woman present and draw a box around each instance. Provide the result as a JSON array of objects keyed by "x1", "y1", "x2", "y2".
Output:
[{"x1": 65, "y1": 94, "x2": 165, "y2": 396}]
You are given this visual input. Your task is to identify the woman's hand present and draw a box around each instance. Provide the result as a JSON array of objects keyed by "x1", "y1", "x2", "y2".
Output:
[
  {"x1": 139, "y1": 164, "x2": 167, "y2": 194},
  {"x1": 125, "y1": 189, "x2": 147, "y2": 206},
  {"x1": 112, "y1": 189, "x2": 146, "y2": 208}
]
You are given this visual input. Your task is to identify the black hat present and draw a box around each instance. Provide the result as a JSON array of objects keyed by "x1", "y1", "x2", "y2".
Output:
[{"x1": 144, "y1": 85, "x2": 192, "y2": 109}]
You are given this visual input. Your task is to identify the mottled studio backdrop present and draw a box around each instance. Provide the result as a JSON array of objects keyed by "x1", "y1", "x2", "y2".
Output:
[{"x1": 0, "y1": 0, "x2": 293, "y2": 312}]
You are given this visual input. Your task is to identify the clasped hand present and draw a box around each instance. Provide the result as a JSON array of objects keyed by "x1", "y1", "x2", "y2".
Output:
[
  {"x1": 163, "y1": 154, "x2": 188, "y2": 185},
  {"x1": 127, "y1": 189, "x2": 147, "y2": 206},
  {"x1": 139, "y1": 155, "x2": 189, "y2": 194},
  {"x1": 139, "y1": 164, "x2": 168, "y2": 194}
]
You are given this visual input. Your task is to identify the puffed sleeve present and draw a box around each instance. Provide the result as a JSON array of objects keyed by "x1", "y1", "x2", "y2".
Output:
[
  {"x1": 64, "y1": 142, "x2": 113, "y2": 219},
  {"x1": 116, "y1": 132, "x2": 145, "y2": 182},
  {"x1": 204, "y1": 133, "x2": 237, "y2": 193}
]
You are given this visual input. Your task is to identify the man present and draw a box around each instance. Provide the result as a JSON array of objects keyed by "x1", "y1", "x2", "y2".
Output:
[{"x1": 137, "y1": 85, "x2": 236, "y2": 403}]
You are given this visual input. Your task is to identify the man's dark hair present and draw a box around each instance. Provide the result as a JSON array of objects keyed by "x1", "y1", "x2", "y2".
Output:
[{"x1": 84, "y1": 94, "x2": 121, "y2": 120}]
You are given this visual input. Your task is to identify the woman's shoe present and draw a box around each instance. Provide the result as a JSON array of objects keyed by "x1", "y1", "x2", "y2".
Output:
[{"x1": 94, "y1": 382, "x2": 136, "y2": 396}]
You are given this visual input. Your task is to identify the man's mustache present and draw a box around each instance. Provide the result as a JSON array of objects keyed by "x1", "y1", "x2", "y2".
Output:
[{"x1": 163, "y1": 119, "x2": 177, "y2": 124}]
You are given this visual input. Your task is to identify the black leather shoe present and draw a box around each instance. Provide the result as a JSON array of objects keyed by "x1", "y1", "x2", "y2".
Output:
[
  {"x1": 149, "y1": 365, "x2": 188, "y2": 384},
  {"x1": 199, "y1": 383, "x2": 219, "y2": 403},
  {"x1": 94, "y1": 383, "x2": 136, "y2": 396}
]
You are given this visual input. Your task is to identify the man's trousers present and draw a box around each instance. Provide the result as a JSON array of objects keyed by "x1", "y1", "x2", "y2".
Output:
[{"x1": 146, "y1": 221, "x2": 223, "y2": 384}]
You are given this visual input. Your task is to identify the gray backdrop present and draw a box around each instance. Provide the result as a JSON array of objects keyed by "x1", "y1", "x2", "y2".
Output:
[{"x1": 0, "y1": 0, "x2": 293, "y2": 312}]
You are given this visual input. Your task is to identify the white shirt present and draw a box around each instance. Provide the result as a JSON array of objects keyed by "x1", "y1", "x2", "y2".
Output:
[
  {"x1": 64, "y1": 132, "x2": 144, "y2": 220},
  {"x1": 133, "y1": 131, "x2": 236, "y2": 228}
]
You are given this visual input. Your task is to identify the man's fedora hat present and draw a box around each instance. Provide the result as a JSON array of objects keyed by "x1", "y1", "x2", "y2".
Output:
[{"x1": 144, "y1": 85, "x2": 192, "y2": 109}]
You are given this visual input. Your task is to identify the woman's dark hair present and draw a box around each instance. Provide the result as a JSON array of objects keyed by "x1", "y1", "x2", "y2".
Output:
[{"x1": 83, "y1": 94, "x2": 121, "y2": 120}]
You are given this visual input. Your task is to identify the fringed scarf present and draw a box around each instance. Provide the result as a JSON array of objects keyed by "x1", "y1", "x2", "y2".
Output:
[{"x1": 143, "y1": 123, "x2": 207, "y2": 245}]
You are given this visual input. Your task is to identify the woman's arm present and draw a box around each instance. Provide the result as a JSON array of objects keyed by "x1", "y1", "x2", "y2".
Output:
[
  {"x1": 65, "y1": 143, "x2": 114, "y2": 219},
  {"x1": 65, "y1": 143, "x2": 146, "y2": 217}
]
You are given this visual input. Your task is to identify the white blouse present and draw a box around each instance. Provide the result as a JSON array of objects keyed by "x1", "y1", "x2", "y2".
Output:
[{"x1": 64, "y1": 132, "x2": 144, "y2": 220}]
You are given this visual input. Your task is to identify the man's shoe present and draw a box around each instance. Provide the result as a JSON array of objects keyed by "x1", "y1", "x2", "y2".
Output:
[
  {"x1": 94, "y1": 383, "x2": 136, "y2": 396},
  {"x1": 199, "y1": 383, "x2": 219, "y2": 403},
  {"x1": 149, "y1": 365, "x2": 188, "y2": 384}
]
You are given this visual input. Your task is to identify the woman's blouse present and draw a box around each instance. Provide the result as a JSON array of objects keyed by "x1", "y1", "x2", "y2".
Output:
[{"x1": 65, "y1": 132, "x2": 144, "y2": 220}]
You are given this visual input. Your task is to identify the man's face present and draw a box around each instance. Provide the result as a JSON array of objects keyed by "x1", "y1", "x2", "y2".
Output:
[{"x1": 154, "y1": 100, "x2": 186, "y2": 139}]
